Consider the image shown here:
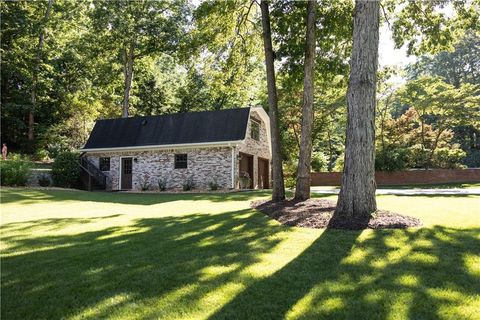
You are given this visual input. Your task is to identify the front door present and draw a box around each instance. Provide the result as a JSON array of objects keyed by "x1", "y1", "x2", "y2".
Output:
[
  {"x1": 258, "y1": 158, "x2": 269, "y2": 189},
  {"x1": 121, "y1": 158, "x2": 133, "y2": 189}
]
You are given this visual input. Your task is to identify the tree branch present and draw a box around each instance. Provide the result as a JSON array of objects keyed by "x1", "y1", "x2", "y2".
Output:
[{"x1": 380, "y1": 3, "x2": 391, "y2": 30}]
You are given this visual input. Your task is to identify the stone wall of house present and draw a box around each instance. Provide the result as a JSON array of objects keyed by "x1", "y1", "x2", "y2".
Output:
[
  {"x1": 237, "y1": 109, "x2": 271, "y2": 188},
  {"x1": 86, "y1": 147, "x2": 234, "y2": 191}
]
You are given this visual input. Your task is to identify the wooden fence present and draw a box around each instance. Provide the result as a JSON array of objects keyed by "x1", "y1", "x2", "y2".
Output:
[{"x1": 310, "y1": 168, "x2": 480, "y2": 186}]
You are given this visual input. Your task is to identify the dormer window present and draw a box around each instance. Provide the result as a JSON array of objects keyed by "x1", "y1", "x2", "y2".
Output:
[{"x1": 251, "y1": 119, "x2": 260, "y2": 141}]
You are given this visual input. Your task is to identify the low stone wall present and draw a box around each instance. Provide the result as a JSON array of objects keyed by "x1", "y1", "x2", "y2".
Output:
[
  {"x1": 27, "y1": 169, "x2": 53, "y2": 187},
  {"x1": 311, "y1": 169, "x2": 480, "y2": 186}
]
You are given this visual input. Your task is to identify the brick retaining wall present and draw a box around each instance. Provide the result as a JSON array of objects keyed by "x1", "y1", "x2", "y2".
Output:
[{"x1": 311, "y1": 169, "x2": 480, "y2": 186}]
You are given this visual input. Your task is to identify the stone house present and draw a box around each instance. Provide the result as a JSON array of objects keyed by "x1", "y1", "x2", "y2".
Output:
[{"x1": 80, "y1": 107, "x2": 271, "y2": 191}]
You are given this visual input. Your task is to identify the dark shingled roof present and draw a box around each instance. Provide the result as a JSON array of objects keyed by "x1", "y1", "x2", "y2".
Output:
[{"x1": 83, "y1": 108, "x2": 250, "y2": 150}]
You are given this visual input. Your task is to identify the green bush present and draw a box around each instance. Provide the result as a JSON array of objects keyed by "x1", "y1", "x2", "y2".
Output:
[
  {"x1": 182, "y1": 175, "x2": 195, "y2": 191},
  {"x1": 208, "y1": 177, "x2": 219, "y2": 191},
  {"x1": 44, "y1": 138, "x2": 72, "y2": 160},
  {"x1": 158, "y1": 177, "x2": 168, "y2": 191},
  {"x1": 464, "y1": 149, "x2": 480, "y2": 168},
  {"x1": 409, "y1": 145, "x2": 431, "y2": 168},
  {"x1": 283, "y1": 159, "x2": 297, "y2": 189},
  {"x1": 311, "y1": 152, "x2": 328, "y2": 172},
  {"x1": 33, "y1": 149, "x2": 50, "y2": 161},
  {"x1": 333, "y1": 154, "x2": 344, "y2": 172},
  {"x1": 375, "y1": 147, "x2": 411, "y2": 171},
  {"x1": 433, "y1": 148, "x2": 466, "y2": 169},
  {"x1": 0, "y1": 155, "x2": 32, "y2": 186},
  {"x1": 52, "y1": 151, "x2": 80, "y2": 188},
  {"x1": 139, "y1": 175, "x2": 150, "y2": 191}
]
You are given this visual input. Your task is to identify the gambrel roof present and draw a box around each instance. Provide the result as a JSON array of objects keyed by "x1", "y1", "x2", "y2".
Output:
[{"x1": 82, "y1": 107, "x2": 257, "y2": 152}]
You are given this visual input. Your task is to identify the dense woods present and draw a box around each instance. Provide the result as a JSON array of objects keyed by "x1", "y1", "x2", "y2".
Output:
[{"x1": 1, "y1": 0, "x2": 479, "y2": 189}]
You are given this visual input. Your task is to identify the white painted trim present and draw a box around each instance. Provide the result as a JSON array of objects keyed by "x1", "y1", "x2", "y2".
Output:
[
  {"x1": 119, "y1": 156, "x2": 133, "y2": 190},
  {"x1": 80, "y1": 140, "x2": 244, "y2": 153},
  {"x1": 231, "y1": 146, "x2": 236, "y2": 189}
]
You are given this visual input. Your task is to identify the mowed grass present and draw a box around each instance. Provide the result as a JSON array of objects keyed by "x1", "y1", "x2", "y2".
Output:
[{"x1": 1, "y1": 188, "x2": 479, "y2": 320}]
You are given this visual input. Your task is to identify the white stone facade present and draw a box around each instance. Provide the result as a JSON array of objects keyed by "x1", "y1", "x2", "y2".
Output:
[
  {"x1": 237, "y1": 110, "x2": 271, "y2": 188},
  {"x1": 85, "y1": 109, "x2": 271, "y2": 191},
  {"x1": 86, "y1": 147, "x2": 233, "y2": 191}
]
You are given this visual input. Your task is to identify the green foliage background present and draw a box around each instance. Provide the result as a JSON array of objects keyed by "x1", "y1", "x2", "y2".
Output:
[
  {"x1": 1, "y1": 0, "x2": 479, "y2": 171},
  {"x1": 51, "y1": 151, "x2": 80, "y2": 188}
]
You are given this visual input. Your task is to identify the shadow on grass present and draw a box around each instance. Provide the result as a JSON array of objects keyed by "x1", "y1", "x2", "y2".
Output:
[
  {"x1": 2, "y1": 209, "x2": 479, "y2": 319},
  {"x1": 209, "y1": 226, "x2": 480, "y2": 319},
  {"x1": 0, "y1": 214, "x2": 123, "y2": 236},
  {"x1": 0, "y1": 188, "x2": 273, "y2": 205},
  {"x1": 1, "y1": 208, "x2": 285, "y2": 319}
]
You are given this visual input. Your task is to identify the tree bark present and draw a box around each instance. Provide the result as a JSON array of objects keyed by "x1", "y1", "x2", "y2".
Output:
[
  {"x1": 334, "y1": 0, "x2": 379, "y2": 219},
  {"x1": 294, "y1": 0, "x2": 316, "y2": 201},
  {"x1": 122, "y1": 43, "x2": 135, "y2": 118},
  {"x1": 260, "y1": 0, "x2": 285, "y2": 202},
  {"x1": 29, "y1": 0, "x2": 54, "y2": 141},
  {"x1": 327, "y1": 129, "x2": 334, "y2": 172}
]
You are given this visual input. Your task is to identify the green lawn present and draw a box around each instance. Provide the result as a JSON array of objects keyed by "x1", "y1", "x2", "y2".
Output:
[{"x1": 1, "y1": 188, "x2": 479, "y2": 320}]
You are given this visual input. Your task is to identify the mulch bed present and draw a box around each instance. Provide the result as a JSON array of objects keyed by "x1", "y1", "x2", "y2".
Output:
[{"x1": 251, "y1": 198, "x2": 422, "y2": 230}]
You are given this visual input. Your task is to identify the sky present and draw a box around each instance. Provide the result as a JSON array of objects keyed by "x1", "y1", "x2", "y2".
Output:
[
  {"x1": 379, "y1": 24, "x2": 416, "y2": 69},
  {"x1": 378, "y1": 23, "x2": 417, "y2": 85},
  {"x1": 378, "y1": 3, "x2": 455, "y2": 83}
]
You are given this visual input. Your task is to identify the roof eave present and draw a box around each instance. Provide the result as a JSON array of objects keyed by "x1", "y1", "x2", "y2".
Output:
[{"x1": 79, "y1": 140, "x2": 244, "y2": 153}]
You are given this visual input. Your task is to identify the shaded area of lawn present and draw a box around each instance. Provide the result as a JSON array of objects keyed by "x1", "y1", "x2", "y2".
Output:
[
  {"x1": 2, "y1": 198, "x2": 479, "y2": 319},
  {"x1": 2, "y1": 208, "x2": 285, "y2": 319},
  {"x1": 0, "y1": 188, "x2": 273, "y2": 206}
]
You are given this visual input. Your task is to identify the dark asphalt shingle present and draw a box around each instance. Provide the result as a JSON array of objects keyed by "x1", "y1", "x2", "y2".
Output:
[{"x1": 83, "y1": 108, "x2": 250, "y2": 149}]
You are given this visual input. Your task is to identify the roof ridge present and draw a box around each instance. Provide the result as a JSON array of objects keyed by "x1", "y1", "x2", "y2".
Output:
[{"x1": 96, "y1": 107, "x2": 251, "y2": 122}]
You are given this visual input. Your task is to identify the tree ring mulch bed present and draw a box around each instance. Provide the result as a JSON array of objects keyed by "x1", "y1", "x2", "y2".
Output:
[{"x1": 251, "y1": 199, "x2": 422, "y2": 230}]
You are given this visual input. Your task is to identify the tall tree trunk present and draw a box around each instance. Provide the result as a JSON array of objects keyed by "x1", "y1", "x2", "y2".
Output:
[
  {"x1": 260, "y1": 0, "x2": 285, "y2": 202},
  {"x1": 294, "y1": 0, "x2": 316, "y2": 201},
  {"x1": 327, "y1": 129, "x2": 334, "y2": 171},
  {"x1": 122, "y1": 44, "x2": 135, "y2": 118},
  {"x1": 334, "y1": 0, "x2": 379, "y2": 220},
  {"x1": 29, "y1": 0, "x2": 54, "y2": 141}
]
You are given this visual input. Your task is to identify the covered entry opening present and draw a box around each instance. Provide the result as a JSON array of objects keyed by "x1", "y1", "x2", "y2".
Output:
[
  {"x1": 120, "y1": 157, "x2": 133, "y2": 190},
  {"x1": 239, "y1": 152, "x2": 253, "y2": 189},
  {"x1": 258, "y1": 157, "x2": 269, "y2": 189}
]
